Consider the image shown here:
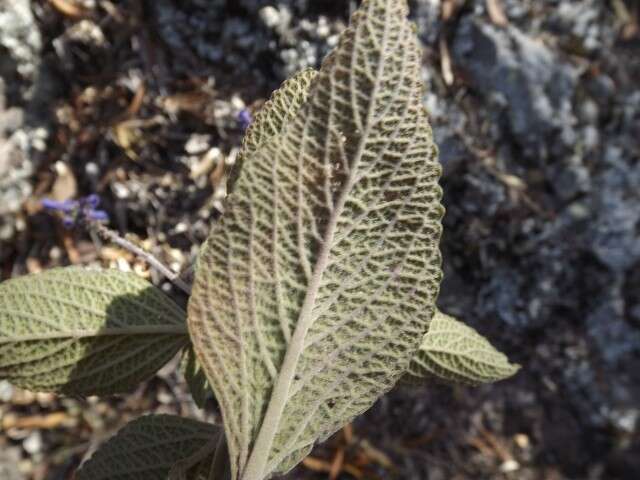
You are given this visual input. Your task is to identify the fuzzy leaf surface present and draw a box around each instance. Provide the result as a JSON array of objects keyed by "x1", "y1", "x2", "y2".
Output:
[
  {"x1": 188, "y1": 1, "x2": 444, "y2": 478},
  {"x1": 0, "y1": 267, "x2": 188, "y2": 395},
  {"x1": 240, "y1": 68, "x2": 318, "y2": 158},
  {"x1": 407, "y1": 311, "x2": 520, "y2": 386},
  {"x1": 228, "y1": 68, "x2": 318, "y2": 193},
  {"x1": 76, "y1": 414, "x2": 224, "y2": 480}
]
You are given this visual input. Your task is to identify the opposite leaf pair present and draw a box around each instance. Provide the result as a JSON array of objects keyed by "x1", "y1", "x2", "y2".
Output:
[
  {"x1": 0, "y1": 267, "x2": 516, "y2": 480},
  {"x1": 0, "y1": 267, "x2": 516, "y2": 396}
]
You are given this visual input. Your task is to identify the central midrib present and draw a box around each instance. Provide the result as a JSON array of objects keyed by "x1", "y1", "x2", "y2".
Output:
[{"x1": 240, "y1": 5, "x2": 394, "y2": 479}]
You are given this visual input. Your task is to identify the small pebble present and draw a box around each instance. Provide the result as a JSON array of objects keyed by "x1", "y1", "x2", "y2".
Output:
[
  {"x1": 259, "y1": 6, "x2": 280, "y2": 29},
  {"x1": 22, "y1": 432, "x2": 42, "y2": 455}
]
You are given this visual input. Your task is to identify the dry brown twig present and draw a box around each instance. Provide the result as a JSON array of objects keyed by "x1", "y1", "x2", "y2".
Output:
[{"x1": 91, "y1": 222, "x2": 192, "y2": 295}]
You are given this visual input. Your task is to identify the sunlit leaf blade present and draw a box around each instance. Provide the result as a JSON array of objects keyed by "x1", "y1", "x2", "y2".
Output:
[
  {"x1": 0, "y1": 267, "x2": 188, "y2": 395},
  {"x1": 76, "y1": 415, "x2": 222, "y2": 480},
  {"x1": 406, "y1": 311, "x2": 520, "y2": 386},
  {"x1": 185, "y1": 72, "x2": 320, "y2": 414},
  {"x1": 187, "y1": 1, "x2": 444, "y2": 478}
]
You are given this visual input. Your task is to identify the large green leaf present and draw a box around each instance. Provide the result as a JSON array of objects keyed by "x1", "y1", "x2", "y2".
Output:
[
  {"x1": 406, "y1": 311, "x2": 520, "y2": 386},
  {"x1": 0, "y1": 267, "x2": 188, "y2": 395},
  {"x1": 187, "y1": 1, "x2": 444, "y2": 479},
  {"x1": 76, "y1": 414, "x2": 227, "y2": 480}
]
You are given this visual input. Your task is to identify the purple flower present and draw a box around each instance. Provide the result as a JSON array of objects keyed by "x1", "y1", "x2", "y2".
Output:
[
  {"x1": 87, "y1": 209, "x2": 109, "y2": 221},
  {"x1": 86, "y1": 194, "x2": 101, "y2": 208},
  {"x1": 238, "y1": 109, "x2": 252, "y2": 131},
  {"x1": 42, "y1": 195, "x2": 109, "y2": 228},
  {"x1": 41, "y1": 198, "x2": 77, "y2": 213},
  {"x1": 62, "y1": 216, "x2": 76, "y2": 229}
]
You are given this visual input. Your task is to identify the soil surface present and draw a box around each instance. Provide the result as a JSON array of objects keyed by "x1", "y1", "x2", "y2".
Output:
[{"x1": 1, "y1": 1, "x2": 639, "y2": 479}]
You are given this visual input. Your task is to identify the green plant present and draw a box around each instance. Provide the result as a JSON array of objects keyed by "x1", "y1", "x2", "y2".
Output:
[{"x1": 0, "y1": 1, "x2": 519, "y2": 479}]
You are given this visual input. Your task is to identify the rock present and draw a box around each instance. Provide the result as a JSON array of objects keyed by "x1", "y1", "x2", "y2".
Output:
[
  {"x1": 0, "y1": 80, "x2": 33, "y2": 225},
  {"x1": 0, "y1": 0, "x2": 41, "y2": 100},
  {"x1": 588, "y1": 151, "x2": 640, "y2": 273},
  {"x1": 0, "y1": 450, "x2": 23, "y2": 480},
  {"x1": 150, "y1": 0, "x2": 340, "y2": 91},
  {"x1": 0, "y1": 0, "x2": 57, "y2": 256},
  {"x1": 410, "y1": 0, "x2": 442, "y2": 45},
  {"x1": 436, "y1": 133, "x2": 471, "y2": 177},
  {"x1": 22, "y1": 431, "x2": 43, "y2": 455},
  {"x1": 478, "y1": 268, "x2": 530, "y2": 328},
  {"x1": 259, "y1": 5, "x2": 282, "y2": 29},
  {"x1": 587, "y1": 286, "x2": 640, "y2": 364},
  {"x1": 549, "y1": 160, "x2": 591, "y2": 202},
  {"x1": 548, "y1": 0, "x2": 612, "y2": 54},
  {"x1": 0, "y1": 380, "x2": 13, "y2": 401},
  {"x1": 452, "y1": 17, "x2": 578, "y2": 159}
]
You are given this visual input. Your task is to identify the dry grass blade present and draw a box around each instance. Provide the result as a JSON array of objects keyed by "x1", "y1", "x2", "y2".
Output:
[{"x1": 486, "y1": 0, "x2": 509, "y2": 27}]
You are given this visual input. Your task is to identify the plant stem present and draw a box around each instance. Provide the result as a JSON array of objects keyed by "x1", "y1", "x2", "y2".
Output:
[{"x1": 90, "y1": 222, "x2": 193, "y2": 295}]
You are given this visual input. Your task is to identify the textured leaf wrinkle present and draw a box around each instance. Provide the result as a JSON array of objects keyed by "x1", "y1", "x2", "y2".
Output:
[
  {"x1": 187, "y1": 1, "x2": 444, "y2": 479},
  {"x1": 407, "y1": 311, "x2": 521, "y2": 386},
  {"x1": 0, "y1": 267, "x2": 188, "y2": 396}
]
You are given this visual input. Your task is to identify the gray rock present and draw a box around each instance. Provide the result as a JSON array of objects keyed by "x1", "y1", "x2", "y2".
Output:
[
  {"x1": 150, "y1": 0, "x2": 337, "y2": 89},
  {"x1": 410, "y1": 0, "x2": 441, "y2": 45},
  {"x1": 0, "y1": 450, "x2": 23, "y2": 480},
  {"x1": 587, "y1": 286, "x2": 640, "y2": 365},
  {"x1": 479, "y1": 268, "x2": 530, "y2": 328},
  {"x1": 550, "y1": 160, "x2": 591, "y2": 202},
  {"x1": 0, "y1": 98, "x2": 34, "y2": 244},
  {"x1": 549, "y1": 0, "x2": 611, "y2": 54},
  {"x1": 0, "y1": 0, "x2": 52, "y2": 253},
  {"x1": 0, "y1": 0, "x2": 41, "y2": 100},
  {"x1": 588, "y1": 152, "x2": 640, "y2": 272},
  {"x1": 452, "y1": 17, "x2": 578, "y2": 159}
]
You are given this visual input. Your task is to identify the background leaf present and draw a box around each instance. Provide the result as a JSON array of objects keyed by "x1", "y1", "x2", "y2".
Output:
[
  {"x1": 76, "y1": 414, "x2": 224, "y2": 480},
  {"x1": 0, "y1": 267, "x2": 188, "y2": 395},
  {"x1": 188, "y1": 1, "x2": 444, "y2": 478},
  {"x1": 406, "y1": 311, "x2": 520, "y2": 386},
  {"x1": 180, "y1": 346, "x2": 213, "y2": 409}
]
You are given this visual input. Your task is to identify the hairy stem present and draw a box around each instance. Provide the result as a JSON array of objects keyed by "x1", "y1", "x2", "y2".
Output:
[{"x1": 90, "y1": 223, "x2": 193, "y2": 295}]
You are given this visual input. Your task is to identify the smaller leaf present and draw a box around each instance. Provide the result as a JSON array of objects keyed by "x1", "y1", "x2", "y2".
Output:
[
  {"x1": 0, "y1": 267, "x2": 188, "y2": 395},
  {"x1": 77, "y1": 415, "x2": 224, "y2": 480},
  {"x1": 406, "y1": 311, "x2": 520, "y2": 386},
  {"x1": 181, "y1": 346, "x2": 213, "y2": 408}
]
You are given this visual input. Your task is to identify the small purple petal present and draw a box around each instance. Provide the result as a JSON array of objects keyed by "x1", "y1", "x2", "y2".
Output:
[
  {"x1": 62, "y1": 216, "x2": 76, "y2": 229},
  {"x1": 238, "y1": 109, "x2": 252, "y2": 130},
  {"x1": 85, "y1": 194, "x2": 101, "y2": 208},
  {"x1": 87, "y1": 209, "x2": 109, "y2": 221},
  {"x1": 42, "y1": 198, "x2": 78, "y2": 212}
]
